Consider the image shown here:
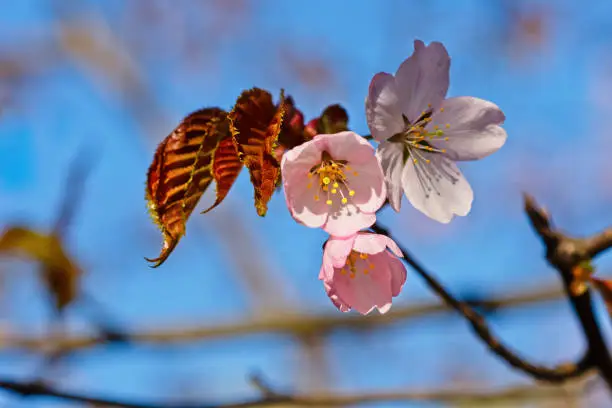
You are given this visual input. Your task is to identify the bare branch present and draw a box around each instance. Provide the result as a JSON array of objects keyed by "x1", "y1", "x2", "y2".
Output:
[
  {"x1": 0, "y1": 377, "x2": 589, "y2": 408},
  {"x1": 584, "y1": 228, "x2": 612, "y2": 259},
  {"x1": 525, "y1": 194, "x2": 612, "y2": 390},
  {"x1": 371, "y1": 223, "x2": 594, "y2": 383},
  {"x1": 0, "y1": 284, "x2": 564, "y2": 353}
]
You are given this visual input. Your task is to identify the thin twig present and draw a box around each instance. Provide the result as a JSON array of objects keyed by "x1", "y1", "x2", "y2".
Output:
[
  {"x1": 0, "y1": 378, "x2": 588, "y2": 408},
  {"x1": 0, "y1": 284, "x2": 564, "y2": 353},
  {"x1": 524, "y1": 193, "x2": 612, "y2": 390},
  {"x1": 371, "y1": 222, "x2": 594, "y2": 383}
]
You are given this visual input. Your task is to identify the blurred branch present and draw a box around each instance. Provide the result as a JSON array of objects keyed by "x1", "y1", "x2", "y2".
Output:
[
  {"x1": 52, "y1": 145, "x2": 97, "y2": 237},
  {"x1": 371, "y1": 222, "x2": 594, "y2": 383},
  {"x1": 0, "y1": 377, "x2": 589, "y2": 408},
  {"x1": 0, "y1": 283, "x2": 564, "y2": 353},
  {"x1": 525, "y1": 194, "x2": 612, "y2": 390}
]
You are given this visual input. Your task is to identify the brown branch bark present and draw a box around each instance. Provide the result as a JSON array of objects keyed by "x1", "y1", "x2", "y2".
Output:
[
  {"x1": 0, "y1": 284, "x2": 564, "y2": 353},
  {"x1": 371, "y1": 222, "x2": 594, "y2": 383},
  {"x1": 0, "y1": 378, "x2": 588, "y2": 408},
  {"x1": 524, "y1": 193, "x2": 612, "y2": 390}
]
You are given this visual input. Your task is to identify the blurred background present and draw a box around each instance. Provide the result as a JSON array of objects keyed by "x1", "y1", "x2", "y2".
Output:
[{"x1": 1, "y1": 0, "x2": 612, "y2": 407}]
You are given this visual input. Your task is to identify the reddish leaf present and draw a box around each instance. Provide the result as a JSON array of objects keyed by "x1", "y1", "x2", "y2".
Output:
[
  {"x1": 201, "y1": 135, "x2": 242, "y2": 214},
  {"x1": 275, "y1": 95, "x2": 306, "y2": 161},
  {"x1": 146, "y1": 108, "x2": 238, "y2": 267},
  {"x1": 229, "y1": 88, "x2": 286, "y2": 216},
  {"x1": 305, "y1": 104, "x2": 349, "y2": 138}
]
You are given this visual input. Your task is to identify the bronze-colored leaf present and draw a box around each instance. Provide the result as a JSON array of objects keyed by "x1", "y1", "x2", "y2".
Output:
[
  {"x1": 201, "y1": 134, "x2": 242, "y2": 213},
  {"x1": 319, "y1": 104, "x2": 349, "y2": 134},
  {"x1": 276, "y1": 95, "x2": 306, "y2": 160},
  {"x1": 0, "y1": 227, "x2": 81, "y2": 312},
  {"x1": 229, "y1": 88, "x2": 286, "y2": 216},
  {"x1": 305, "y1": 104, "x2": 349, "y2": 138},
  {"x1": 146, "y1": 107, "x2": 234, "y2": 267}
]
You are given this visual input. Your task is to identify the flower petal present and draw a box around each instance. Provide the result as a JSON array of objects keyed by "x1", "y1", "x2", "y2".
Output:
[
  {"x1": 386, "y1": 254, "x2": 407, "y2": 296},
  {"x1": 344, "y1": 154, "x2": 386, "y2": 214},
  {"x1": 322, "y1": 281, "x2": 351, "y2": 312},
  {"x1": 322, "y1": 203, "x2": 376, "y2": 237},
  {"x1": 324, "y1": 235, "x2": 357, "y2": 270},
  {"x1": 316, "y1": 131, "x2": 376, "y2": 165},
  {"x1": 281, "y1": 140, "x2": 328, "y2": 228},
  {"x1": 330, "y1": 255, "x2": 393, "y2": 315},
  {"x1": 395, "y1": 40, "x2": 450, "y2": 123},
  {"x1": 401, "y1": 151, "x2": 473, "y2": 223},
  {"x1": 365, "y1": 73, "x2": 403, "y2": 142},
  {"x1": 429, "y1": 97, "x2": 507, "y2": 161},
  {"x1": 353, "y1": 233, "x2": 388, "y2": 254},
  {"x1": 376, "y1": 142, "x2": 404, "y2": 212}
]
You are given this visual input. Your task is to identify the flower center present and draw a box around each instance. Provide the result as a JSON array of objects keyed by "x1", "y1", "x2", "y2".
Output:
[
  {"x1": 389, "y1": 106, "x2": 451, "y2": 165},
  {"x1": 307, "y1": 151, "x2": 357, "y2": 206},
  {"x1": 389, "y1": 106, "x2": 461, "y2": 199},
  {"x1": 340, "y1": 251, "x2": 375, "y2": 279}
]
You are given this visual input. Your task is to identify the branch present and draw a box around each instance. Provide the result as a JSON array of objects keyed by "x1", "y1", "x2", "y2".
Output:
[
  {"x1": 524, "y1": 194, "x2": 612, "y2": 390},
  {"x1": 371, "y1": 223, "x2": 594, "y2": 383},
  {"x1": 0, "y1": 377, "x2": 589, "y2": 408},
  {"x1": 0, "y1": 284, "x2": 565, "y2": 353}
]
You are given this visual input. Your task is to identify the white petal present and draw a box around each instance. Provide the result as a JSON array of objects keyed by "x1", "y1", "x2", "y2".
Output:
[
  {"x1": 365, "y1": 72, "x2": 403, "y2": 142},
  {"x1": 429, "y1": 97, "x2": 507, "y2": 161},
  {"x1": 401, "y1": 151, "x2": 473, "y2": 223},
  {"x1": 395, "y1": 40, "x2": 450, "y2": 123},
  {"x1": 376, "y1": 142, "x2": 404, "y2": 212}
]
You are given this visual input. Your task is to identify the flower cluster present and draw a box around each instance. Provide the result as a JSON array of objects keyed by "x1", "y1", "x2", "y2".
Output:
[
  {"x1": 282, "y1": 131, "x2": 407, "y2": 315},
  {"x1": 145, "y1": 38, "x2": 507, "y2": 314},
  {"x1": 280, "y1": 39, "x2": 506, "y2": 314}
]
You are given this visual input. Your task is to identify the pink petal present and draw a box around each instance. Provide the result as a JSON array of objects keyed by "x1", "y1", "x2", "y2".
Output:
[
  {"x1": 386, "y1": 255, "x2": 407, "y2": 297},
  {"x1": 322, "y1": 204, "x2": 376, "y2": 237},
  {"x1": 352, "y1": 233, "x2": 388, "y2": 254},
  {"x1": 324, "y1": 235, "x2": 357, "y2": 269},
  {"x1": 344, "y1": 154, "x2": 386, "y2": 213},
  {"x1": 395, "y1": 40, "x2": 450, "y2": 124},
  {"x1": 281, "y1": 137, "x2": 322, "y2": 174},
  {"x1": 376, "y1": 142, "x2": 404, "y2": 212},
  {"x1": 365, "y1": 72, "x2": 404, "y2": 142},
  {"x1": 317, "y1": 131, "x2": 376, "y2": 165},
  {"x1": 428, "y1": 97, "x2": 507, "y2": 161},
  {"x1": 401, "y1": 151, "x2": 473, "y2": 223},
  {"x1": 334, "y1": 253, "x2": 393, "y2": 315},
  {"x1": 282, "y1": 140, "x2": 328, "y2": 228},
  {"x1": 323, "y1": 281, "x2": 351, "y2": 313}
]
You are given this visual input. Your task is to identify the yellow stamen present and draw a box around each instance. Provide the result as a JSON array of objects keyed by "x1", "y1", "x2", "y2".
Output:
[
  {"x1": 353, "y1": 171, "x2": 359, "y2": 176},
  {"x1": 307, "y1": 183, "x2": 312, "y2": 189},
  {"x1": 359, "y1": 253, "x2": 368, "y2": 259},
  {"x1": 331, "y1": 188, "x2": 337, "y2": 194},
  {"x1": 349, "y1": 190, "x2": 355, "y2": 197},
  {"x1": 333, "y1": 182, "x2": 339, "y2": 188},
  {"x1": 326, "y1": 199, "x2": 333, "y2": 205},
  {"x1": 314, "y1": 195, "x2": 319, "y2": 201},
  {"x1": 341, "y1": 197, "x2": 348, "y2": 204},
  {"x1": 322, "y1": 176, "x2": 331, "y2": 185}
]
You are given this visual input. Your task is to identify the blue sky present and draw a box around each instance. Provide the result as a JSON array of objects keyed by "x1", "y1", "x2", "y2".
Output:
[{"x1": 1, "y1": 0, "x2": 612, "y2": 407}]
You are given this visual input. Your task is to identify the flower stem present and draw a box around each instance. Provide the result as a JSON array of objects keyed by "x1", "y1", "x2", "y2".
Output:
[{"x1": 371, "y1": 222, "x2": 594, "y2": 383}]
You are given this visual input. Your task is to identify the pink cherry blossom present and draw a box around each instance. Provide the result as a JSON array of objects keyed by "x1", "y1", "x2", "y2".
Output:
[
  {"x1": 281, "y1": 131, "x2": 386, "y2": 237},
  {"x1": 366, "y1": 40, "x2": 507, "y2": 223},
  {"x1": 319, "y1": 233, "x2": 407, "y2": 315}
]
